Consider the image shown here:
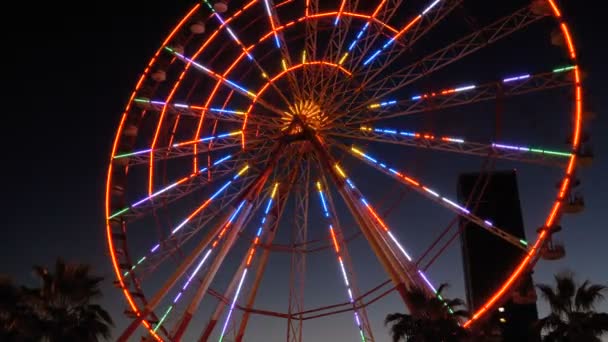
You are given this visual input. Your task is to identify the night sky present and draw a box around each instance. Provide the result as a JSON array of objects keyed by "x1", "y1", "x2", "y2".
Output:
[{"x1": 2, "y1": 1, "x2": 607, "y2": 341}]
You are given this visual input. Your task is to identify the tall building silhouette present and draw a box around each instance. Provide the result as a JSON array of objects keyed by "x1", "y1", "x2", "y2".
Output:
[{"x1": 458, "y1": 170, "x2": 540, "y2": 341}]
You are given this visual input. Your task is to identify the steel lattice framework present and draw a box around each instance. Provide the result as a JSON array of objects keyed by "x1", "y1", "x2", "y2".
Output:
[{"x1": 105, "y1": 0, "x2": 585, "y2": 340}]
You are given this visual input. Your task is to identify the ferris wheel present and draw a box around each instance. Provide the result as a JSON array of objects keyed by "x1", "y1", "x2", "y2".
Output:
[{"x1": 106, "y1": 0, "x2": 588, "y2": 340}]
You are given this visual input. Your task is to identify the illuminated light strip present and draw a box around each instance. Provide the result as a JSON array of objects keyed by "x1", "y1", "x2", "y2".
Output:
[
  {"x1": 492, "y1": 143, "x2": 571, "y2": 157},
  {"x1": 109, "y1": 154, "x2": 234, "y2": 219},
  {"x1": 368, "y1": 100, "x2": 397, "y2": 109},
  {"x1": 503, "y1": 74, "x2": 530, "y2": 83},
  {"x1": 553, "y1": 65, "x2": 576, "y2": 73},
  {"x1": 166, "y1": 47, "x2": 258, "y2": 98},
  {"x1": 560, "y1": 23, "x2": 576, "y2": 59},
  {"x1": 363, "y1": 0, "x2": 444, "y2": 66},
  {"x1": 135, "y1": 98, "x2": 249, "y2": 116},
  {"x1": 463, "y1": 1, "x2": 582, "y2": 329},
  {"x1": 263, "y1": 0, "x2": 281, "y2": 48},
  {"x1": 154, "y1": 201, "x2": 247, "y2": 333},
  {"x1": 219, "y1": 270, "x2": 248, "y2": 342},
  {"x1": 219, "y1": 183, "x2": 279, "y2": 341},
  {"x1": 360, "y1": 126, "x2": 571, "y2": 158},
  {"x1": 316, "y1": 181, "x2": 367, "y2": 341},
  {"x1": 334, "y1": 0, "x2": 347, "y2": 26}
]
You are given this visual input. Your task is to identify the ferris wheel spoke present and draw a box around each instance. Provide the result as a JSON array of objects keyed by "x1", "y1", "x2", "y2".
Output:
[
  {"x1": 202, "y1": 0, "x2": 295, "y2": 108},
  {"x1": 308, "y1": 134, "x2": 434, "y2": 305},
  {"x1": 355, "y1": 0, "x2": 461, "y2": 76},
  {"x1": 231, "y1": 156, "x2": 302, "y2": 341},
  {"x1": 200, "y1": 154, "x2": 303, "y2": 340},
  {"x1": 261, "y1": 0, "x2": 303, "y2": 100},
  {"x1": 328, "y1": 126, "x2": 572, "y2": 168},
  {"x1": 166, "y1": 48, "x2": 287, "y2": 117},
  {"x1": 198, "y1": 194, "x2": 278, "y2": 341},
  {"x1": 118, "y1": 147, "x2": 284, "y2": 342},
  {"x1": 126, "y1": 175, "x2": 258, "y2": 284},
  {"x1": 118, "y1": 166, "x2": 255, "y2": 278},
  {"x1": 300, "y1": 0, "x2": 320, "y2": 101},
  {"x1": 313, "y1": 1, "x2": 360, "y2": 102},
  {"x1": 316, "y1": 0, "x2": 399, "y2": 118},
  {"x1": 109, "y1": 152, "x2": 255, "y2": 223},
  {"x1": 316, "y1": 172, "x2": 375, "y2": 341},
  {"x1": 337, "y1": 0, "x2": 398, "y2": 70},
  {"x1": 171, "y1": 148, "x2": 283, "y2": 341},
  {"x1": 346, "y1": 4, "x2": 549, "y2": 115},
  {"x1": 342, "y1": 143, "x2": 530, "y2": 251},
  {"x1": 325, "y1": 0, "x2": 460, "y2": 120},
  {"x1": 114, "y1": 132, "x2": 248, "y2": 167},
  {"x1": 338, "y1": 65, "x2": 576, "y2": 126},
  {"x1": 133, "y1": 97, "x2": 284, "y2": 128}
]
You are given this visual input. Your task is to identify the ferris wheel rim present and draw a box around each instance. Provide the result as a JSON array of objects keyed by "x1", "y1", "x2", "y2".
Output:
[{"x1": 105, "y1": 0, "x2": 584, "y2": 340}]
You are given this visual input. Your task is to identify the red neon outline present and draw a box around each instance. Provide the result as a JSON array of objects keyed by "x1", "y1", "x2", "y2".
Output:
[
  {"x1": 105, "y1": 4, "x2": 200, "y2": 340},
  {"x1": 463, "y1": 0, "x2": 582, "y2": 327}
]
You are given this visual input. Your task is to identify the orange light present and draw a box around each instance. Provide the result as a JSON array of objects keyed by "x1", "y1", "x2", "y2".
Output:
[
  {"x1": 547, "y1": 0, "x2": 562, "y2": 17},
  {"x1": 365, "y1": 204, "x2": 389, "y2": 232},
  {"x1": 560, "y1": 23, "x2": 576, "y2": 59},
  {"x1": 371, "y1": 0, "x2": 388, "y2": 17},
  {"x1": 330, "y1": 228, "x2": 340, "y2": 253},
  {"x1": 394, "y1": 15, "x2": 422, "y2": 40}
]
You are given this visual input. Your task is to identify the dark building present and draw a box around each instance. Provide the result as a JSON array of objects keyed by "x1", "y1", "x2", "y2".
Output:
[{"x1": 458, "y1": 170, "x2": 540, "y2": 341}]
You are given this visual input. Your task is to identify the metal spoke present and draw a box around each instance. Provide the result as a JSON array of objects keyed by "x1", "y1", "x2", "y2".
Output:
[
  {"x1": 262, "y1": 0, "x2": 303, "y2": 100},
  {"x1": 342, "y1": 143, "x2": 530, "y2": 251},
  {"x1": 345, "y1": 4, "x2": 548, "y2": 115},
  {"x1": 109, "y1": 141, "x2": 274, "y2": 222},
  {"x1": 314, "y1": 0, "x2": 360, "y2": 102},
  {"x1": 324, "y1": 0, "x2": 460, "y2": 121},
  {"x1": 234, "y1": 160, "x2": 301, "y2": 341},
  {"x1": 122, "y1": 174, "x2": 257, "y2": 282},
  {"x1": 202, "y1": 1, "x2": 295, "y2": 107},
  {"x1": 337, "y1": 66, "x2": 575, "y2": 126},
  {"x1": 316, "y1": 167, "x2": 375, "y2": 341},
  {"x1": 307, "y1": 131, "x2": 431, "y2": 306},
  {"x1": 133, "y1": 97, "x2": 285, "y2": 128},
  {"x1": 328, "y1": 125, "x2": 572, "y2": 167},
  {"x1": 167, "y1": 48, "x2": 287, "y2": 117},
  {"x1": 114, "y1": 132, "x2": 249, "y2": 167}
]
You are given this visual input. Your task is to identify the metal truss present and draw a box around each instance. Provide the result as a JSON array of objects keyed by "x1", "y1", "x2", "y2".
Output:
[
  {"x1": 339, "y1": 68, "x2": 573, "y2": 125},
  {"x1": 328, "y1": 126, "x2": 571, "y2": 167},
  {"x1": 347, "y1": 5, "x2": 548, "y2": 114}
]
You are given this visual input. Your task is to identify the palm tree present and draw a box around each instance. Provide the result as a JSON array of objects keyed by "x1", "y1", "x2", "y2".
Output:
[
  {"x1": 536, "y1": 271, "x2": 608, "y2": 342},
  {"x1": 0, "y1": 276, "x2": 41, "y2": 341},
  {"x1": 385, "y1": 284, "x2": 469, "y2": 342},
  {"x1": 27, "y1": 258, "x2": 114, "y2": 342}
]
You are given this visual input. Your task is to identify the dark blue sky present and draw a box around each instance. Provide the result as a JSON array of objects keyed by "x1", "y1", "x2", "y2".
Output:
[{"x1": 2, "y1": 1, "x2": 606, "y2": 341}]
